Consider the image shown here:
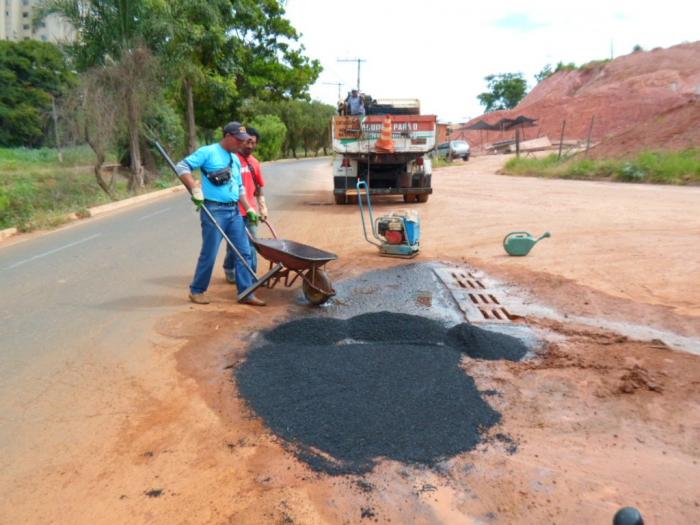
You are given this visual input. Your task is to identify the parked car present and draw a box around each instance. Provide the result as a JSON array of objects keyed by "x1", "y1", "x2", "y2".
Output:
[{"x1": 436, "y1": 140, "x2": 470, "y2": 161}]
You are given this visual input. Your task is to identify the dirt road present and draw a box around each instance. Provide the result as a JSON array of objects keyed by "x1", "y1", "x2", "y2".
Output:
[{"x1": 2, "y1": 155, "x2": 699, "y2": 524}]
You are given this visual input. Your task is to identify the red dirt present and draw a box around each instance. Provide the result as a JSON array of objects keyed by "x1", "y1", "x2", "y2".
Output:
[{"x1": 456, "y1": 41, "x2": 700, "y2": 157}]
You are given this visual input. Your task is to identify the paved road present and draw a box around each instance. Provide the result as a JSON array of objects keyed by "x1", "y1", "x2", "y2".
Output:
[{"x1": 0, "y1": 157, "x2": 328, "y2": 465}]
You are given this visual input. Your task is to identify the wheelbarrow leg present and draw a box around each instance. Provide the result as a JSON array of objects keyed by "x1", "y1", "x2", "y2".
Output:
[{"x1": 237, "y1": 263, "x2": 285, "y2": 302}]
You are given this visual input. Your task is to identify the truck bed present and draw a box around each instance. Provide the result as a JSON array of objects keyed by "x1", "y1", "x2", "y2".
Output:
[{"x1": 332, "y1": 115, "x2": 436, "y2": 155}]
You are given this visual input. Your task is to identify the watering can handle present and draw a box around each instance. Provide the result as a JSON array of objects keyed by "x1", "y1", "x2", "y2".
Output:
[{"x1": 503, "y1": 231, "x2": 531, "y2": 249}]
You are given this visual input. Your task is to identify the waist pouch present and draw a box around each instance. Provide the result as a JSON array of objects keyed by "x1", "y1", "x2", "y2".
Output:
[
  {"x1": 202, "y1": 157, "x2": 233, "y2": 186},
  {"x1": 203, "y1": 166, "x2": 232, "y2": 186}
]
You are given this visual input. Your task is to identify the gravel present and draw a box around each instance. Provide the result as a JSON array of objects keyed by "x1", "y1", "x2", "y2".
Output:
[{"x1": 236, "y1": 312, "x2": 526, "y2": 475}]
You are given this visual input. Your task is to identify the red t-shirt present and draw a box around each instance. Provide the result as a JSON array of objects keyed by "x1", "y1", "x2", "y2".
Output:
[{"x1": 236, "y1": 153, "x2": 265, "y2": 214}]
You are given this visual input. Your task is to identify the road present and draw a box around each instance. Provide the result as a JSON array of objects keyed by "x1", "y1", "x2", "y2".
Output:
[
  {"x1": 2, "y1": 154, "x2": 699, "y2": 524},
  {"x1": 0, "y1": 157, "x2": 328, "y2": 479}
]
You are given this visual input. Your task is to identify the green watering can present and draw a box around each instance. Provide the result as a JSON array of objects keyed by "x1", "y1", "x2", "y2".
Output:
[{"x1": 503, "y1": 231, "x2": 551, "y2": 256}]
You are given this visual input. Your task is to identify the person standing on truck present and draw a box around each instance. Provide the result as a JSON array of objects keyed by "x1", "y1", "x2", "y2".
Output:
[
  {"x1": 347, "y1": 89, "x2": 365, "y2": 116},
  {"x1": 175, "y1": 121, "x2": 265, "y2": 307},
  {"x1": 223, "y1": 126, "x2": 268, "y2": 284}
]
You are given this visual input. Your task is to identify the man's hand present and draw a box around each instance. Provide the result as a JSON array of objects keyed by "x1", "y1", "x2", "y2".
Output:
[
  {"x1": 191, "y1": 186, "x2": 204, "y2": 210},
  {"x1": 256, "y1": 196, "x2": 269, "y2": 221},
  {"x1": 246, "y1": 209, "x2": 260, "y2": 226}
]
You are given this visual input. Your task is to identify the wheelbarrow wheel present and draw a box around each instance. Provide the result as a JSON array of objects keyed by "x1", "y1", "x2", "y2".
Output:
[{"x1": 303, "y1": 269, "x2": 333, "y2": 306}]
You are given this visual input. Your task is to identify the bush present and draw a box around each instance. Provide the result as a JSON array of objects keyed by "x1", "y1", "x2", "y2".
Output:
[
  {"x1": 250, "y1": 114, "x2": 287, "y2": 161},
  {"x1": 502, "y1": 149, "x2": 700, "y2": 185}
]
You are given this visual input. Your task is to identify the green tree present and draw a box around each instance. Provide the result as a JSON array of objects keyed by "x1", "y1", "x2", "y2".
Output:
[
  {"x1": 534, "y1": 64, "x2": 553, "y2": 84},
  {"x1": 229, "y1": 0, "x2": 322, "y2": 103},
  {"x1": 158, "y1": 0, "x2": 234, "y2": 152},
  {"x1": 249, "y1": 114, "x2": 286, "y2": 161},
  {"x1": 159, "y1": 0, "x2": 322, "y2": 146},
  {"x1": 38, "y1": 0, "x2": 169, "y2": 190},
  {"x1": 477, "y1": 73, "x2": 528, "y2": 112},
  {"x1": 0, "y1": 40, "x2": 75, "y2": 147}
]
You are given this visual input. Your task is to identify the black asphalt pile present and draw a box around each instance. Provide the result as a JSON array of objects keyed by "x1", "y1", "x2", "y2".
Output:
[
  {"x1": 263, "y1": 317, "x2": 348, "y2": 345},
  {"x1": 348, "y1": 312, "x2": 447, "y2": 344},
  {"x1": 447, "y1": 323, "x2": 528, "y2": 362},
  {"x1": 236, "y1": 312, "x2": 529, "y2": 476}
]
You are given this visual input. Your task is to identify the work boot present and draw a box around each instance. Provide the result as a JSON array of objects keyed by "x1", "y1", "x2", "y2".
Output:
[
  {"x1": 189, "y1": 292, "x2": 211, "y2": 305},
  {"x1": 224, "y1": 269, "x2": 236, "y2": 284},
  {"x1": 238, "y1": 294, "x2": 266, "y2": 307}
]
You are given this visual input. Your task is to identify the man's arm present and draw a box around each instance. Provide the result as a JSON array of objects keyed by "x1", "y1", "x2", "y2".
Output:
[{"x1": 176, "y1": 155, "x2": 204, "y2": 206}]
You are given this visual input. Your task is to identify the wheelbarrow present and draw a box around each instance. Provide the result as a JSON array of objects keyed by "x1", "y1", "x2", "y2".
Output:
[
  {"x1": 243, "y1": 221, "x2": 337, "y2": 306},
  {"x1": 154, "y1": 141, "x2": 337, "y2": 306}
]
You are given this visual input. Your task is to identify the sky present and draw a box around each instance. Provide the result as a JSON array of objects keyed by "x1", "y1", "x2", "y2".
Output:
[{"x1": 285, "y1": 0, "x2": 700, "y2": 123}]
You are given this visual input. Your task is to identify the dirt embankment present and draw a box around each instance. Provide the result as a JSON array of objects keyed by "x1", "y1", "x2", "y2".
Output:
[{"x1": 457, "y1": 41, "x2": 700, "y2": 157}]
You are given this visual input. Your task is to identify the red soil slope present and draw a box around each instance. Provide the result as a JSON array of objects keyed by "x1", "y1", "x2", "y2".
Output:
[{"x1": 457, "y1": 41, "x2": 700, "y2": 157}]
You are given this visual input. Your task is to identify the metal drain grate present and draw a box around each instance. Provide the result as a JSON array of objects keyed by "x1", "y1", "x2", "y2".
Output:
[{"x1": 434, "y1": 267, "x2": 515, "y2": 324}]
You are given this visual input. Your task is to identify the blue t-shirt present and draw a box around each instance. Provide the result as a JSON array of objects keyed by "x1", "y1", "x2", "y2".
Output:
[{"x1": 184, "y1": 143, "x2": 244, "y2": 203}]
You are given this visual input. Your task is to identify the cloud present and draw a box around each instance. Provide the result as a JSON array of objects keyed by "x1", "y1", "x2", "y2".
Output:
[{"x1": 493, "y1": 13, "x2": 547, "y2": 32}]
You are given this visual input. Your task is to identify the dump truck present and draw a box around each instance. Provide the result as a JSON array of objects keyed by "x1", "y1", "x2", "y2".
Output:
[{"x1": 332, "y1": 98, "x2": 436, "y2": 204}]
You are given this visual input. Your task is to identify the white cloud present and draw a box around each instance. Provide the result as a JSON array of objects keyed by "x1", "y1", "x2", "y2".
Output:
[{"x1": 285, "y1": 0, "x2": 700, "y2": 122}]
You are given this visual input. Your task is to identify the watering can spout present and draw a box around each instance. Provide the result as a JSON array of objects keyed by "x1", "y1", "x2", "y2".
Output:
[{"x1": 503, "y1": 231, "x2": 551, "y2": 256}]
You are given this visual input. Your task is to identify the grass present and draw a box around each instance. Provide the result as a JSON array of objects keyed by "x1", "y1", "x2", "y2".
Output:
[
  {"x1": 502, "y1": 149, "x2": 700, "y2": 185},
  {"x1": 0, "y1": 146, "x2": 177, "y2": 232}
]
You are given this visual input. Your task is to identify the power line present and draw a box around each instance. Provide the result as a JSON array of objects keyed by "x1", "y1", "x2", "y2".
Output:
[{"x1": 337, "y1": 58, "x2": 366, "y2": 92}]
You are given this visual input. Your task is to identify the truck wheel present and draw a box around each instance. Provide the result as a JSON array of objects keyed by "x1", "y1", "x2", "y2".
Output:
[
  {"x1": 416, "y1": 193, "x2": 429, "y2": 203},
  {"x1": 403, "y1": 194, "x2": 416, "y2": 203},
  {"x1": 334, "y1": 193, "x2": 347, "y2": 205}
]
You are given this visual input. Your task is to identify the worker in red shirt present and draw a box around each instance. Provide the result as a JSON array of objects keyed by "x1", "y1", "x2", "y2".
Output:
[{"x1": 224, "y1": 127, "x2": 268, "y2": 284}]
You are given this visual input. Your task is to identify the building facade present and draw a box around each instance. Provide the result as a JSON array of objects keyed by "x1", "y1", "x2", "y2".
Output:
[{"x1": 1, "y1": 0, "x2": 73, "y2": 43}]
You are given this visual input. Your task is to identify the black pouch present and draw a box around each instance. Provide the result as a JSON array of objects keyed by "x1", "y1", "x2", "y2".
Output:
[{"x1": 202, "y1": 157, "x2": 233, "y2": 186}]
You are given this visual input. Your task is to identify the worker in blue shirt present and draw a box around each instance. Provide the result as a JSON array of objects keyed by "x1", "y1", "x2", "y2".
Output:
[{"x1": 175, "y1": 121, "x2": 265, "y2": 306}]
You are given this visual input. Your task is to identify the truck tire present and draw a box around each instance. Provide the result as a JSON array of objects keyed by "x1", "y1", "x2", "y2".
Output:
[
  {"x1": 334, "y1": 193, "x2": 347, "y2": 205},
  {"x1": 403, "y1": 194, "x2": 416, "y2": 203},
  {"x1": 416, "y1": 193, "x2": 429, "y2": 203}
]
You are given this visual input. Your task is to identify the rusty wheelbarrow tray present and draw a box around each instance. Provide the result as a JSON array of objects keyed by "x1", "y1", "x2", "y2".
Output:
[{"x1": 239, "y1": 221, "x2": 337, "y2": 306}]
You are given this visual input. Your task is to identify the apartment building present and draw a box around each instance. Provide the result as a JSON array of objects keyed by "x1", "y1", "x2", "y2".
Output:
[{"x1": 1, "y1": 0, "x2": 73, "y2": 43}]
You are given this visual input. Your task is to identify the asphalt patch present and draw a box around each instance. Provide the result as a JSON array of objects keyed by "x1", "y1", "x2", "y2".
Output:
[{"x1": 237, "y1": 312, "x2": 526, "y2": 475}]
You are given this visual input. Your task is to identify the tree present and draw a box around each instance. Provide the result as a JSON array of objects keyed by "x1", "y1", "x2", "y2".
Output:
[
  {"x1": 477, "y1": 73, "x2": 528, "y2": 112},
  {"x1": 0, "y1": 40, "x2": 75, "y2": 147},
  {"x1": 38, "y1": 0, "x2": 169, "y2": 191},
  {"x1": 158, "y1": 0, "x2": 234, "y2": 152},
  {"x1": 249, "y1": 114, "x2": 286, "y2": 161},
  {"x1": 159, "y1": 0, "x2": 322, "y2": 147},
  {"x1": 534, "y1": 64, "x2": 553, "y2": 84}
]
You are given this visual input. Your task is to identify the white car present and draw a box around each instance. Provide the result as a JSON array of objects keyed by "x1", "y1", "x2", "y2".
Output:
[{"x1": 436, "y1": 140, "x2": 470, "y2": 161}]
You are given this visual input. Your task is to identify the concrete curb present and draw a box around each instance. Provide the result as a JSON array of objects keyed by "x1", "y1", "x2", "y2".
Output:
[
  {"x1": 87, "y1": 185, "x2": 185, "y2": 218},
  {"x1": 0, "y1": 227, "x2": 18, "y2": 241},
  {"x1": 0, "y1": 185, "x2": 186, "y2": 245}
]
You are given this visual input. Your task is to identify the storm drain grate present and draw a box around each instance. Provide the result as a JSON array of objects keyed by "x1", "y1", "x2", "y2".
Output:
[{"x1": 434, "y1": 267, "x2": 515, "y2": 324}]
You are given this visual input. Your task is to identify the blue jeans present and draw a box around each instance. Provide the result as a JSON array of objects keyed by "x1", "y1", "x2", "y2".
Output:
[
  {"x1": 224, "y1": 218, "x2": 257, "y2": 275},
  {"x1": 190, "y1": 204, "x2": 254, "y2": 295}
]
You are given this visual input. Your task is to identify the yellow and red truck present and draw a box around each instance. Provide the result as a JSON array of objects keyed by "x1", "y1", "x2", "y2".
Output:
[{"x1": 331, "y1": 99, "x2": 437, "y2": 204}]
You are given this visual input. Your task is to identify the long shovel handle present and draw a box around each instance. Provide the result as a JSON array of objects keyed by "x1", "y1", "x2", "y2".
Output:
[{"x1": 154, "y1": 142, "x2": 257, "y2": 281}]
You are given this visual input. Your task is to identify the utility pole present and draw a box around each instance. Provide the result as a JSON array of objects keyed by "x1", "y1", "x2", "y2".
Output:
[
  {"x1": 337, "y1": 58, "x2": 366, "y2": 92},
  {"x1": 323, "y1": 81, "x2": 344, "y2": 101}
]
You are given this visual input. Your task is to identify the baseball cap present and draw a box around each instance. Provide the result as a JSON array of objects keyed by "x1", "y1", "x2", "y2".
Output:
[{"x1": 223, "y1": 121, "x2": 251, "y2": 140}]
